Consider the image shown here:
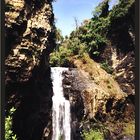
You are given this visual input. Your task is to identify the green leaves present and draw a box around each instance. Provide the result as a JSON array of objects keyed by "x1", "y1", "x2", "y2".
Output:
[
  {"x1": 5, "y1": 108, "x2": 17, "y2": 140},
  {"x1": 50, "y1": 0, "x2": 134, "y2": 66},
  {"x1": 55, "y1": 28, "x2": 64, "y2": 44},
  {"x1": 82, "y1": 129, "x2": 104, "y2": 140},
  {"x1": 100, "y1": 61, "x2": 113, "y2": 74},
  {"x1": 9, "y1": 108, "x2": 16, "y2": 115},
  {"x1": 93, "y1": 51, "x2": 100, "y2": 56},
  {"x1": 49, "y1": 37, "x2": 87, "y2": 67},
  {"x1": 109, "y1": 0, "x2": 135, "y2": 25},
  {"x1": 92, "y1": 0, "x2": 109, "y2": 18}
]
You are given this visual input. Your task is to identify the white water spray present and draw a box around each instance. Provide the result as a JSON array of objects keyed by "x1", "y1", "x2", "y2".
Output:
[{"x1": 51, "y1": 67, "x2": 71, "y2": 140}]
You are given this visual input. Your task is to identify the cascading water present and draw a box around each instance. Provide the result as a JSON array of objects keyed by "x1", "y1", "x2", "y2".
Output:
[{"x1": 51, "y1": 67, "x2": 71, "y2": 140}]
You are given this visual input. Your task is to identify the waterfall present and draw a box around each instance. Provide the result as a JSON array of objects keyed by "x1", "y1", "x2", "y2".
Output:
[{"x1": 51, "y1": 67, "x2": 71, "y2": 140}]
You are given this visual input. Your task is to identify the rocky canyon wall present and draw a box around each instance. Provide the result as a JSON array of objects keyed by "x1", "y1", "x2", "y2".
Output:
[{"x1": 5, "y1": 0, "x2": 55, "y2": 140}]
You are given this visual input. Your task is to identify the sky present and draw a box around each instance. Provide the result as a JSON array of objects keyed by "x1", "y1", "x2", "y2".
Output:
[{"x1": 52, "y1": 0, "x2": 118, "y2": 37}]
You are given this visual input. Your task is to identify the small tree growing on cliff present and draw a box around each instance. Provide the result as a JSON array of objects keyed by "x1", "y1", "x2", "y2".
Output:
[{"x1": 93, "y1": 0, "x2": 110, "y2": 18}]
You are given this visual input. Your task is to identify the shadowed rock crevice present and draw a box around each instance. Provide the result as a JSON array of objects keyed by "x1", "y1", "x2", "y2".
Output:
[{"x1": 11, "y1": 67, "x2": 53, "y2": 140}]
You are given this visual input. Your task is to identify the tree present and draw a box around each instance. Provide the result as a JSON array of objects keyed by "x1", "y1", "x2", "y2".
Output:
[
  {"x1": 74, "y1": 17, "x2": 79, "y2": 29},
  {"x1": 55, "y1": 28, "x2": 64, "y2": 45},
  {"x1": 93, "y1": 0, "x2": 109, "y2": 18}
]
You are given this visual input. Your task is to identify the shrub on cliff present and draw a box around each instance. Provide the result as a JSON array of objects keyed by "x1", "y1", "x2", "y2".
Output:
[
  {"x1": 5, "y1": 108, "x2": 17, "y2": 140},
  {"x1": 49, "y1": 37, "x2": 87, "y2": 67},
  {"x1": 49, "y1": 47, "x2": 71, "y2": 67},
  {"x1": 92, "y1": 0, "x2": 109, "y2": 18},
  {"x1": 100, "y1": 60, "x2": 113, "y2": 74},
  {"x1": 82, "y1": 129, "x2": 104, "y2": 140}
]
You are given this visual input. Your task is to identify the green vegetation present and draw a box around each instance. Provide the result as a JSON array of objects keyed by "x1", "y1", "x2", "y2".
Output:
[
  {"x1": 81, "y1": 120, "x2": 135, "y2": 140},
  {"x1": 82, "y1": 129, "x2": 104, "y2": 140},
  {"x1": 92, "y1": 0, "x2": 109, "y2": 18},
  {"x1": 50, "y1": 0, "x2": 135, "y2": 68},
  {"x1": 105, "y1": 121, "x2": 135, "y2": 139},
  {"x1": 50, "y1": 37, "x2": 87, "y2": 67},
  {"x1": 55, "y1": 28, "x2": 64, "y2": 45},
  {"x1": 109, "y1": 0, "x2": 135, "y2": 22},
  {"x1": 100, "y1": 60, "x2": 113, "y2": 74},
  {"x1": 5, "y1": 108, "x2": 17, "y2": 140},
  {"x1": 123, "y1": 121, "x2": 135, "y2": 136}
]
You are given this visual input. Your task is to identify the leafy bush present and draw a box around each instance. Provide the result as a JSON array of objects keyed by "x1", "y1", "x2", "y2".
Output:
[
  {"x1": 49, "y1": 37, "x2": 87, "y2": 67},
  {"x1": 92, "y1": 0, "x2": 109, "y2": 18},
  {"x1": 49, "y1": 47, "x2": 72, "y2": 67},
  {"x1": 109, "y1": 0, "x2": 135, "y2": 21},
  {"x1": 82, "y1": 129, "x2": 104, "y2": 140},
  {"x1": 5, "y1": 108, "x2": 17, "y2": 140},
  {"x1": 100, "y1": 61, "x2": 113, "y2": 74}
]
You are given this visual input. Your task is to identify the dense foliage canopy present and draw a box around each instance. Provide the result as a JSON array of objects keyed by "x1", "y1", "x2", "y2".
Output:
[{"x1": 50, "y1": 0, "x2": 135, "y2": 72}]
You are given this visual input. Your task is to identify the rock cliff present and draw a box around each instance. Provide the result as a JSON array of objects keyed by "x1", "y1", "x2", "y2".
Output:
[
  {"x1": 5, "y1": 0, "x2": 55, "y2": 140},
  {"x1": 62, "y1": 54, "x2": 134, "y2": 139},
  {"x1": 5, "y1": 0, "x2": 135, "y2": 140},
  {"x1": 5, "y1": 0, "x2": 55, "y2": 83}
]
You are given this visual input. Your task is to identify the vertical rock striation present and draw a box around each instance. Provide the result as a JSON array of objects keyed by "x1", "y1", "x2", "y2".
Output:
[
  {"x1": 5, "y1": 0, "x2": 55, "y2": 83},
  {"x1": 5, "y1": 0, "x2": 56, "y2": 140}
]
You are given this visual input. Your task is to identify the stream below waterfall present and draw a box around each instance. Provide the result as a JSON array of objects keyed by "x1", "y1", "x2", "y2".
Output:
[{"x1": 51, "y1": 67, "x2": 71, "y2": 140}]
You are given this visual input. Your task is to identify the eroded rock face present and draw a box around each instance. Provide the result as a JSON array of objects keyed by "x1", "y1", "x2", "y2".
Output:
[
  {"x1": 62, "y1": 68, "x2": 128, "y2": 140},
  {"x1": 5, "y1": 0, "x2": 55, "y2": 140},
  {"x1": 100, "y1": 45, "x2": 135, "y2": 97},
  {"x1": 63, "y1": 68, "x2": 127, "y2": 118},
  {"x1": 5, "y1": 0, "x2": 55, "y2": 83},
  {"x1": 98, "y1": 0, "x2": 135, "y2": 101},
  {"x1": 114, "y1": 51, "x2": 135, "y2": 96}
]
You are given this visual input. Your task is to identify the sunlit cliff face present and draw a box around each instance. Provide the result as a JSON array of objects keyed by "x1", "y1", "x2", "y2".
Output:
[{"x1": 5, "y1": 0, "x2": 55, "y2": 83}]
